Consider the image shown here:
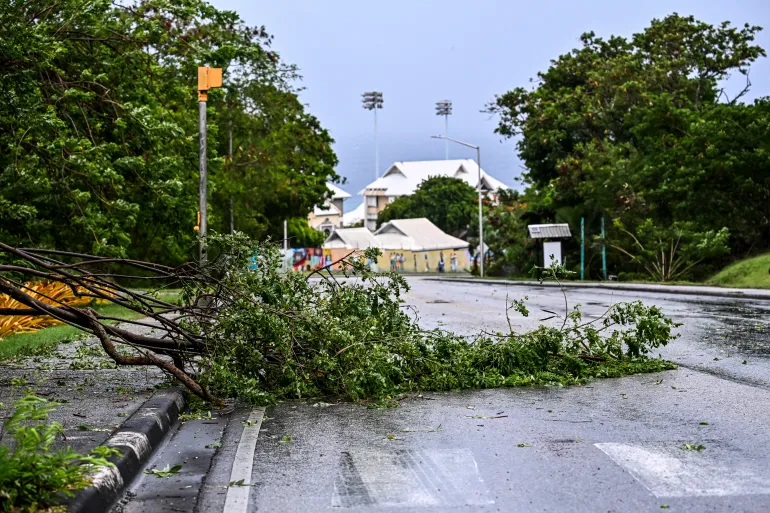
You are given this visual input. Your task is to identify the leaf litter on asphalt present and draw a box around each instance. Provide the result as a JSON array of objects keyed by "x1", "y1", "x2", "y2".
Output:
[{"x1": 144, "y1": 464, "x2": 182, "y2": 478}]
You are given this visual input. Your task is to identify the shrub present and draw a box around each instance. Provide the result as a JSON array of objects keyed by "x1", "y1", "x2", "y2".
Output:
[{"x1": 0, "y1": 395, "x2": 118, "y2": 512}]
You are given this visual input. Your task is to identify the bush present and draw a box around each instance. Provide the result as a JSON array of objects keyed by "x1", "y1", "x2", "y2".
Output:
[
  {"x1": 0, "y1": 395, "x2": 118, "y2": 512},
  {"x1": 617, "y1": 272, "x2": 651, "y2": 282}
]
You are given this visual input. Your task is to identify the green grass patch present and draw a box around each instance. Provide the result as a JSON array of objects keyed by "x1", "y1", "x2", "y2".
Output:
[
  {"x1": 0, "y1": 292, "x2": 180, "y2": 361},
  {"x1": 706, "y1": 253, "x2": 770, "y2": 289}
]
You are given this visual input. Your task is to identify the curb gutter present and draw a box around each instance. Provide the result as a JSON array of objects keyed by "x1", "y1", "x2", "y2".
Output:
[
  {"x1": 66, "y1": 389, "x2": 186, "y2": 513},
  {"x1": 427, "y1": 277, "x2": 770, "y2": 301}
]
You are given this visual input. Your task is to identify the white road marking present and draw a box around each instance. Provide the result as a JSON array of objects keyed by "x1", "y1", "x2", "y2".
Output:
[
  {"x1": 137, "y1": 407, "x2": 171, "y2": 430},
  {"x1": 223, "y1": 409, "x2": 265, "y2": 513},
  {"x1": 596, "y1": 442, "x2": 770, "y2": 497},
  {"x1": 90, "y1": 464, "x2": 124, "y2": 491},
  {"x1": 106, "y1": 431, "x2": 151, "y2": 461},
  {"x1": 331, "y1": 448, "x2": 493, "y2": 507},
  {"x1": 173, "y1": 393, "x2": 185, "y2": 412}
]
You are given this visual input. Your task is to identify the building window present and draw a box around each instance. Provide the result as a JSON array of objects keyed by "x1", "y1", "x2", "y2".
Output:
[{"x1": 366, "y1": 195, "x2": 377, "y2": 207}]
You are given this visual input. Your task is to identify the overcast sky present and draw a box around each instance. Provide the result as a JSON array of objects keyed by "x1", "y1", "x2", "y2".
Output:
[{"x1": 211, "y1": 0, "x2": 769, "y2": 206}]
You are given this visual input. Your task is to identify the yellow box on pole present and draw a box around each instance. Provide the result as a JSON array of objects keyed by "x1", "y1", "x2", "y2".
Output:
[
  {"x1": 197, "y1": 66, "x2": 222, "y2": 91},
  {"x1": 207, "y1": 67, "x2": 222, "y2": 88},
  {"x1": 197, "y1": 66, "x2": 222, "y2": 101}
]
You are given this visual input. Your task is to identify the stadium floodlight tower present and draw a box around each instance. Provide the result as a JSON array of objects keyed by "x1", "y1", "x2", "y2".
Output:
[
  {"x1": 435, "y1": 100, "x2": 453, "y2": 159},
  {"x1": 361, "y1": 91, "x2": 384, "y2": 180}
]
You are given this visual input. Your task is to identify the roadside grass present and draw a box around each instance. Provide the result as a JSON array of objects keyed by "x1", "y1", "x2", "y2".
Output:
[
  {"x1": 0, "y1": 291, "x2": 181, "y2": 361},
  {"x1": 707, "y1": 253, "x2": 770, "y2": 289}
]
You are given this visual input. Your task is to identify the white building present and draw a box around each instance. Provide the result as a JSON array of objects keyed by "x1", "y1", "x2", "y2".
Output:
[
  {"x1": 342, "y1": 201, "x2": 365, "y2": 227},
  {"x1": 359, "y1": 159, "x2": 509, "y2": 230},
  {"x1": 374, "y1": 218, "x2": 469, "y2": 252},
  {"x1": 322, "y1": 227, "x2": 381, "y2": 250},
  {"x1": 307, "y1": 182, "x2": 351, "y2": 237}
]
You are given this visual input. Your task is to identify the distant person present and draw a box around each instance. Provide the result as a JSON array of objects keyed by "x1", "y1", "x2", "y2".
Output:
[
  {"x1": 399, "y1": 254, "x2": 406, "y2": 272},
  {"x1": 390, "y1": 253, "x2": 396, "y2": 272},
  {"x1": 450, "y1": 251, "x2": 458, "y2": 272},
  {"x1": 438, "y1": 252, "x2": 445, "y2": 273},
  {"x1": 413, "y1": 254, "x2": 417, "y2": 271},
  {"x1": 424, "y1": 253, "x2": 430, "y2": 272}
]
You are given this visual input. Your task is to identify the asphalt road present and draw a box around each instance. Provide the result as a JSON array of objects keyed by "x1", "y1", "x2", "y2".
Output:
[
  {"x1": 408, "y1": 278, "x2": 770, "y2": 389},
  {"x1": 142, "y1": 278, "x2": 770, "y2": 513}
]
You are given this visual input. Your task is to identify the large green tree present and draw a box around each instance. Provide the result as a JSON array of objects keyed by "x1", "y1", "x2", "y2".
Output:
[
  {"x1": 488, "y1": 14, "x2": 768, "y2": 279},
  {"x1": 0, "y1": 0, "x2": 337, "y2": 264},
  {"x1": 376, "y1": 176, "x2": 478, "y2": 236}
]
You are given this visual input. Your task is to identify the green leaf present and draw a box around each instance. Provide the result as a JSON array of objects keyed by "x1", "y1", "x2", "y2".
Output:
[{"x1": 144, "y1": 464, "x2": 182, "y2": 478}]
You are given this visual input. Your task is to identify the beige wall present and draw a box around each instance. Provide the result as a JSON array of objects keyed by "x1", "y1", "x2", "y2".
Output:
[
  {"x1": 308, "y1": 211, "x2": 342, "y2": 231},
  {"x1": 316, "y1": 247, "x2": 470, "y2": 273},
  {"x1": 308, "y1": 198, "x2": 343, "y2": 235},
  {"x1": 364, "y1": 193, "x2": 399, "y2": 230},
  {"x1": 376, "y1": 248, "x2": 469, "y2": 273}
]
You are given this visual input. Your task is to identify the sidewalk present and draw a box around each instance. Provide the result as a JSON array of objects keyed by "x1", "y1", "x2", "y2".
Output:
[
  {"x1": 427, "y1": 276, "x2": 770, "y2": 300},
  {"x1": 0, "y1": 332, "x2": 167, "y2": 455},
  {"x1": 0, "y1": 321, "x2": 184, "y2": 512}
]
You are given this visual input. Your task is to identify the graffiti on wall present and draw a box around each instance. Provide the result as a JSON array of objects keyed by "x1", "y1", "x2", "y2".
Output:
[{"x1": 290, "y1": 248, "x2": 333, "y2": 272}]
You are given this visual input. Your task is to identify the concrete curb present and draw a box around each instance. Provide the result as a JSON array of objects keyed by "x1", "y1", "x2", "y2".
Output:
[
  {"x1": 427, "y1": 277, "x2": 770, "y2": 301},
  {"x1": 66, "y1": 389, "x2": 186, "y2": 513}
]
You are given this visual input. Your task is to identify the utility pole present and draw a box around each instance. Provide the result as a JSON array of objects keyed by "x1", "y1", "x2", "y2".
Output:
[
  {"x1": 601, "y1": 216, "x2": 607, "y2": 280},
  {"x1": 435, "y1": 100, "x2": 452, "y2": 159},
  {"x1": 282, "y1": 219, "x2": 289, "y2": 273},
  {"x1": 361, "y1": 92, "x2": 383, "y2": 180},
  {"x1": 228, "y1": 119, "x2": 234, "y2": 234},
  {"x1": 477, "y1": 145, "x2": 484, "y2": 278},
  {"x1": 431, "y1": 135, "x2": 484, "y2": 277},
  {"x1": 195, "y1": 66, "x2": 222, "y2": 264},
  {"x1": 580, "y1": 217, "x2": 585, "y2": 280}
]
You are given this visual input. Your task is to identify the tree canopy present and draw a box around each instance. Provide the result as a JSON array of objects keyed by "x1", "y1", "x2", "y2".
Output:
[
  {"x1": 488, "y1": 13, "x2": 769, "y2": 280},
  {"x1": 0, "y1": 0, "x2": 337, "y2": 264},
  {"x1": 376, "y1": 176, "x2": 478, "y2": 236}
]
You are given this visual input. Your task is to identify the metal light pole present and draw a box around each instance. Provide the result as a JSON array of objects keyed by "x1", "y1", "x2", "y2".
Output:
[
  {"x1": 435, "y1": 100, "x2": 452, "y2": 159},
  {"x1": 580, "y1": 217, "x2": 585, "y2": 280},
  {"x1": 195, "y1": 66, "x2": 222, "y2": 264},
  {"x1": 431, "y1": 135, "x2": 484, "y2": 277},
  {"x1": 198, "y1": 98, "x2": 207, "y2": 262},
  {"x1": 228, "y1": 118, "x2": 234, "y2": 234},
  {"x1": 361, "y1": 92, "x2": 383, "y2": 180}
]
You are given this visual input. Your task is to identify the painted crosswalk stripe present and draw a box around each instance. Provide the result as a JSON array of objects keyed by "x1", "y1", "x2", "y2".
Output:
[
  {"x1": 595, "y1": 442, "x2": 770, "y2": 497},
  {"x1": 331, "y1": 448, "x2": 493, "y2": 507},
  {"x1": 223, "y1": 409, "x2": 265, "y2": 513}
]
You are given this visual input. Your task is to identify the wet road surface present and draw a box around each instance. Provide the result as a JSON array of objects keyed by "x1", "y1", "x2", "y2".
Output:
[
  {"x1": 182, "y1": 279, "x2": 770, "y2": 512},
  {"x1": 408, "y1": 279, "x2": 770, "y2": 389}
]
